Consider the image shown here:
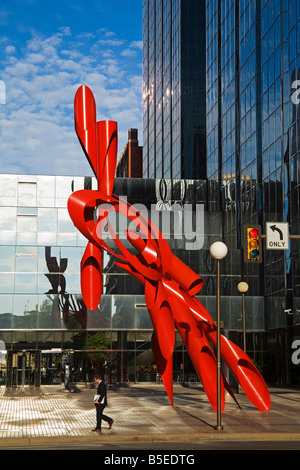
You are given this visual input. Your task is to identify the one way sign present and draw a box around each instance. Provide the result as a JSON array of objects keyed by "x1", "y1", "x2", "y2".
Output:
[{"x1": 266, "y1": 222, "x2": 289, "y2": 250}]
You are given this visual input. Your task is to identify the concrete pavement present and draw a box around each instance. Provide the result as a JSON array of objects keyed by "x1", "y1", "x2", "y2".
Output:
[{"x1": 0, "y1": 383, "x2": 299, "y2": 449}]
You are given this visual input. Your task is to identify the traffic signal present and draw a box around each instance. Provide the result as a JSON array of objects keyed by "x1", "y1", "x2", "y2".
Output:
[{"x1": 243, "y1": 225, "x2": 262, "y2": 263}]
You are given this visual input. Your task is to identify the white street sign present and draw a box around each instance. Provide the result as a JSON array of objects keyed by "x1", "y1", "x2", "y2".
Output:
[{"x1": 266, "y1": 222, "x2": 289, "y2": 250}]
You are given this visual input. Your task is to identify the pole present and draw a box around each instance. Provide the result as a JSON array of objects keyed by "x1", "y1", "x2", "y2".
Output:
[
  {"x1": 210, "y1": 241, "x2": 227, "y2": 431},
  {"x1": 21, "y1": 353, "x2": 26, "y2": 390},
  {"x1": 215, "y1": 259, "x2": 223, "y2": 431},
  {"x1": 242, "y1": 292, "x2": 246, "y2": 352}
]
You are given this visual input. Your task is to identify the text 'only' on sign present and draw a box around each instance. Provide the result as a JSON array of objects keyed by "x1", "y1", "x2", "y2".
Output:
[{"x1": 266, "y1": 222, "x2": 289, "y2": 250}]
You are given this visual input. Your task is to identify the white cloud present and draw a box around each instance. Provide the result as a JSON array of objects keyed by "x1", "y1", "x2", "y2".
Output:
[
  {"x1": 0, "y1": 81, "x2": 5, "y2": 104},
  {"x1": 121, "y1": 48, "x2": 138, "y2": 58},
  {"x1": 0, "y1": 27, "x2": 143, "y2": 176},
  {"x1": 5, "y1": 45, "x2": 16, "y2": 54},
  {"x1": 97, "y1": 38, "x2": 125, "y2": 47},
  {"x1": 129, "y1": 40, "x2": 143, "y2": 49}
]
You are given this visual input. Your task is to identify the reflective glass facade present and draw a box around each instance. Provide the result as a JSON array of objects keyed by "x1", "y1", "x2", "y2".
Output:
[
  {"x1": 206, "y1": 0, "x2": 300, "y2": 384},
  {"x1": 142, "y1": 0, "x2": 207, "y2": 180},
  {"x1": 0, "y1": 174, "x2": 271, "y2": 386}
]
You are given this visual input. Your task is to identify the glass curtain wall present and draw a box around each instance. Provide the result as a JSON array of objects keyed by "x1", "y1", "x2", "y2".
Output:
[
  {"x1": 142, "y1": 0, "x2": 206, "y2": 180},
  {"x1": 0, "y1": 175, "x2": 209, "y2": 386},
  {"x1": 0, "y1": 174, "x2": 270, "y2": 386},
  {"x1": 206, "y1": 0, "x2": 300, "y2": 384}
]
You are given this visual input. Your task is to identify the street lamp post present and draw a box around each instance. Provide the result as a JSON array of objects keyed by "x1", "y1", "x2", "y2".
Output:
[
  {"x1": 237, "y1": 281, "x2": 249, "y2": 352},
  {"x1": 209, "y1": 241, "x2": 228, "y2": 431}
]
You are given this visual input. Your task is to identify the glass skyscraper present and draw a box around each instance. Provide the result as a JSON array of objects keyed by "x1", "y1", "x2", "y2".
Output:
[
  {"x1": 206, "y1": 0, "x2": 300, "y2": 384},
  {"x1": 142, "y1": 0, "x2": 207, "y2": 179}
]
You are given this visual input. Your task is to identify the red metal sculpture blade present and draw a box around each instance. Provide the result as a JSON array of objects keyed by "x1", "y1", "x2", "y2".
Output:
[
  {"x1": 68, "y1": 85, "x2": 271, "y2": 412},
  {"x1": 81, "y1": 242, "x2": 103, "y2": 311},
  {"x1": 74, "y1": 85, "x2": 117, "y2": 195}
]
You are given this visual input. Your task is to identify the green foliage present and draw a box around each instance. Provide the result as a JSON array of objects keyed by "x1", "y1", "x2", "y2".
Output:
[
  {"x1": 86, "y1": 333, "x2": 110, "y2": 372},
  {"x1": 87, "y1": 332, "x2": 110, "y2": 350}
]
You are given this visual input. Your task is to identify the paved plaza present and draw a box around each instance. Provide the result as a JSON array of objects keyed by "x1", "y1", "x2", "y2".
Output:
[{"x1": 0, "y1": 383, "x2": 299, "y2": 448}]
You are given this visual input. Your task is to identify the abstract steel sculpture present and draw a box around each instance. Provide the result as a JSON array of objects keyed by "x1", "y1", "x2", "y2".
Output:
[{"x1": 68, "y1": 85, "x2": 271, "y2": 412}]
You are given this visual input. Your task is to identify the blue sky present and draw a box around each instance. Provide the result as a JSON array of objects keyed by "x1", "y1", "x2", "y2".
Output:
[{"x1": 0, "y1": 0, "x2": 143, "y2": 176}]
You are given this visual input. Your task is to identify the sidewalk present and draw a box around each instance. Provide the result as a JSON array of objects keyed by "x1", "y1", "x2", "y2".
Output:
[{"x1": 0, "y1": 383, "x2": 300, "y2": 448}]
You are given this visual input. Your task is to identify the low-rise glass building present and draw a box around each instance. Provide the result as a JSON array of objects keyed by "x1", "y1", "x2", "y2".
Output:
[{"x1": 0, "y1": 174, "x2": 298, "y2": 387}]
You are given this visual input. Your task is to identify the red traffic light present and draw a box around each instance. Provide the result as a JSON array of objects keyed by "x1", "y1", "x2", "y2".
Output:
[
  {"x1": 243, "y1": 224, "x2": 262, "y2": 263},
  {"x1": 249, "y1": 228, "x2": 259, "y2": 238}
]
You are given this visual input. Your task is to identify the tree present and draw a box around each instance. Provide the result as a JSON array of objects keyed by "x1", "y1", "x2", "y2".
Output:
[{"x1": 87, "y1": 332, "x2": 110, "y2": 374}]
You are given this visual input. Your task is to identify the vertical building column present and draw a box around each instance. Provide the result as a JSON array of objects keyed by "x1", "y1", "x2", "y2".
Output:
[
  {"x1": 217, "y1": 0, "x2": 223, "y2": 218},
  {"x1": 234, "y1": 0, "x2": 242, "y2": 248}
]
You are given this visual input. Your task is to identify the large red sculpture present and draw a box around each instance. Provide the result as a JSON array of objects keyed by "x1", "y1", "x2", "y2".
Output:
[{"x1": 68, "y1": 85, "x2": 271, "y2": 412}]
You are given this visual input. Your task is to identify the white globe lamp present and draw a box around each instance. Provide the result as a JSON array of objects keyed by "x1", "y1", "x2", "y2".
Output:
[{"x1": 209, "y1": 241, "x2": 228, "y2": 260}]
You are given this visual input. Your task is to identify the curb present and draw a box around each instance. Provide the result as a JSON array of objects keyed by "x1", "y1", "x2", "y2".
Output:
[{"x1": 2, "y1": 432, "x2": 300, "y2": 448}]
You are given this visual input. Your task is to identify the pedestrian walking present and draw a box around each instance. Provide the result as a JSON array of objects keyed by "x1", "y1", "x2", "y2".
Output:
[{"x1": 92, "y1": 373, "x2": 114, "y2": 433}]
